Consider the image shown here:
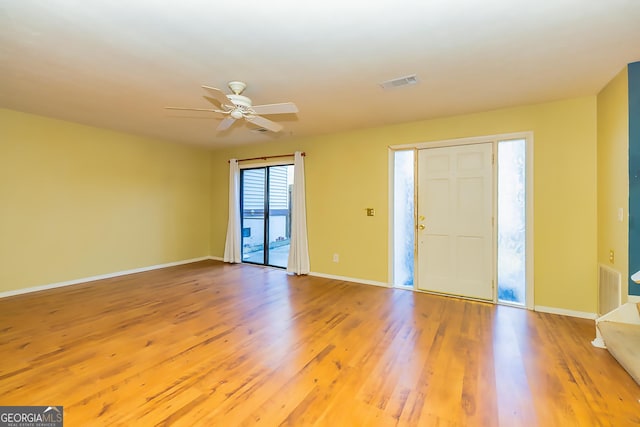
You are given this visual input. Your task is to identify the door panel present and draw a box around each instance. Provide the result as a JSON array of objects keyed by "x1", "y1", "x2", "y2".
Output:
[
  {"x1": 417, "y1": 143, "x2": 493, "y2": 300},
  {"x1": 241, "y1": 168, "x2": 266, "y2": 264},
  {"x1": 458, "y1": 177, "x2": 485, "y2": 232},
  {"x1": 267, "y1": 165, "x2": 293, "y2": 268},
  {"x1": 425, "y1": 179, "x2": 450, "y2": 232}
]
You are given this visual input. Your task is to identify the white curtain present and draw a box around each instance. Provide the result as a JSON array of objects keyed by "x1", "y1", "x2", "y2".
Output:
[
  {"x1": 287, "y1": 151, "x2": 310, "y2": 275},
  {"x1": 223, "y1": 159, "x2": 242, "y2": 263}
]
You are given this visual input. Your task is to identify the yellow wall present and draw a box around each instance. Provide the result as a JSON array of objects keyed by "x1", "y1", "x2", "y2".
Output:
[
  {"x1": 0, "y1": 109, "x2": 211, "y2": 293},
  {"x1": 597, "y1": 67, "x2": 629, "y2": 300},
  {"x1": 211, "y1": 97, "x2": 599, "y2": 313},
  {"x1": 1, "y1": 96, "x2": 600, "y2": 314}
]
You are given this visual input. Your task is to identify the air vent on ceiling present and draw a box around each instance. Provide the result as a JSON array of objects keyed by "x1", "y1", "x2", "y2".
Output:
[{"x1": 379, "y1": 74, "x2": 419, "y2": 90}]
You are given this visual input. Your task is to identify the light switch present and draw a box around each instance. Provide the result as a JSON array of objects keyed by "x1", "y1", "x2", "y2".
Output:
[{"x1": 618, "y1": 207, "x2": 624, "y2": 222}]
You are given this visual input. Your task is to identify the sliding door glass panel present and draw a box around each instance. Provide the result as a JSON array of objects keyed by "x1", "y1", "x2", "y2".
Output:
[
  {"x1": 267, "y1": 165, "x2": 294, "y2": 268},
  {"x1": 497, "y1": 139, "x2": 526, "y2": 305},
  {"x1": 393, "y1": 150, "x2": 415, "y2": 287},
  {"x1": 241, "y1": 165, "x2": 293, "y2": 268},
  {"x1": 241, "y1": 168, "x2": 266, "y2": 264}
]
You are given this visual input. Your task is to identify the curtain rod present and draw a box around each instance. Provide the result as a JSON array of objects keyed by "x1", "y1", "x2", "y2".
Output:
[{"x1": 229, "y1": 152, "x2": 305, "y2": 163}]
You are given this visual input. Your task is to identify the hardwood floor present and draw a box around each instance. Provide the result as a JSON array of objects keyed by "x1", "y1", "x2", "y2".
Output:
[{"x1": 0, "y1": 260, "x2": 638, "y2": 426}]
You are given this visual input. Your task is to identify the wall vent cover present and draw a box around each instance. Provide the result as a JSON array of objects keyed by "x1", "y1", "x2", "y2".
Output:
[
  {"x1": 598, "y1": 264, "x2": 622, "y2": 316},
  {"x1": 380, "y1": 74, "x2": 419, "y2": 90}
]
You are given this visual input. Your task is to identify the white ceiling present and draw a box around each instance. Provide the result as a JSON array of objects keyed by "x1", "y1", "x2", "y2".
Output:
[{"x1": 1, "y1": 0, "x2": 639, "y2": 148}]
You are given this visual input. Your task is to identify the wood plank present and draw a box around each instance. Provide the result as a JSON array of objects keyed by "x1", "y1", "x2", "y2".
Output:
[{"x1": 0, "y1": 260, "x2": 638, "y2": 426}]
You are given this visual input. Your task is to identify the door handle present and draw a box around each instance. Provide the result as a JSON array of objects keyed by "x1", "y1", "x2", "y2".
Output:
[{"x1": 418, "y1": 224, "x2": 426, "y2": 230}]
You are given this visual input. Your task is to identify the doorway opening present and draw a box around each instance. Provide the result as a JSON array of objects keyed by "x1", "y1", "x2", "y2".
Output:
[
  {"x1": 241, "y1": 164, "x2": 294, "y2": 268},
  {"x1": 390, "y1": 133, "x2": 532, "y2": 307}
]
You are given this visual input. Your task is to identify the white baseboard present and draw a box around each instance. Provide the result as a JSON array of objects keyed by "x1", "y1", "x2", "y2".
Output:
[
  {"x1": 628, "y1": 295, "x2": 640, "y2": 303},
  {"x1": 534, "y1": 305, "x2": 598, "y2": 320},
  {"x1": 0, "y1": 256, "x2": 215, "y2": 299},
  {"x1": 308, "y1": 271, "x2": 390, "y2": 288},
  {"x1": 6, "y1": 256, "x2": 619, "y2": 324}
]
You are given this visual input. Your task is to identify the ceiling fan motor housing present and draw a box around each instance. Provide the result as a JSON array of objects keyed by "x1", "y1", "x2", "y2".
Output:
[
  {"x1": 227, "y1": 94, "x2": 252, "y2": 108},
  {"x1": 227, "y1": 94, "x2": 253, "y2": 118}
]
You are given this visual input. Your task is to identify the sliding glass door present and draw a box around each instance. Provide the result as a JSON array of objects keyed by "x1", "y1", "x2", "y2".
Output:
[{"x1": 241, "y1": 165, "x2": 294, "y2": 268}]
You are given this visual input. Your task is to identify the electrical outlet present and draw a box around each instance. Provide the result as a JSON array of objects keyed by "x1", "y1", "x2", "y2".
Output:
[
  {"x1": 333, "y1": 253, "x2": 339, "y2": 262},
  {"x1": 609, "y1": 250, "x2": 615, "y2": 263}
]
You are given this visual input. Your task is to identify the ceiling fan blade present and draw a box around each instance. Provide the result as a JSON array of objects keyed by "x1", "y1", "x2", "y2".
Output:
[
  {"x1": 203, "y1": 96, "x2": 232, "y2": 110},
  {"x1": 165, "y1": 106, "x2": 226, "y2": 114},
  {"x1": 202, "y1": 85, "x2": 231, "y2": 106},
  {"x1": 217, "y1": 116, "x2": 237, "y2": 131},
  {"x1": 251, "y1": 102, "x2": 298, "y2": 115},
  {"x1": 245, "y1": 115, "x2": 283, "y2": 132}
]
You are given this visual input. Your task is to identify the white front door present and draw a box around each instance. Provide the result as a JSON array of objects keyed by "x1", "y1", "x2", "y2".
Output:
[{"x1": 417, "y1": 143, "x2": 494, "y2": 300}]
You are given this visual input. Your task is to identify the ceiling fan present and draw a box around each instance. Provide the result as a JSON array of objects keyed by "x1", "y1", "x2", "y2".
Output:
[{"x1": 165, "y1": 81, "x2": 298, "y2": 133}]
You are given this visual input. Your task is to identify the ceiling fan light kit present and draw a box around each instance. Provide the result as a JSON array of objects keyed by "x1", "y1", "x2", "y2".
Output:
[
  {"x1": 165, "y1": 81, "x2": 298, "y2": 133},
  {"x1": 230, "y1": 109, "x2": 244, "y2": 119}
]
